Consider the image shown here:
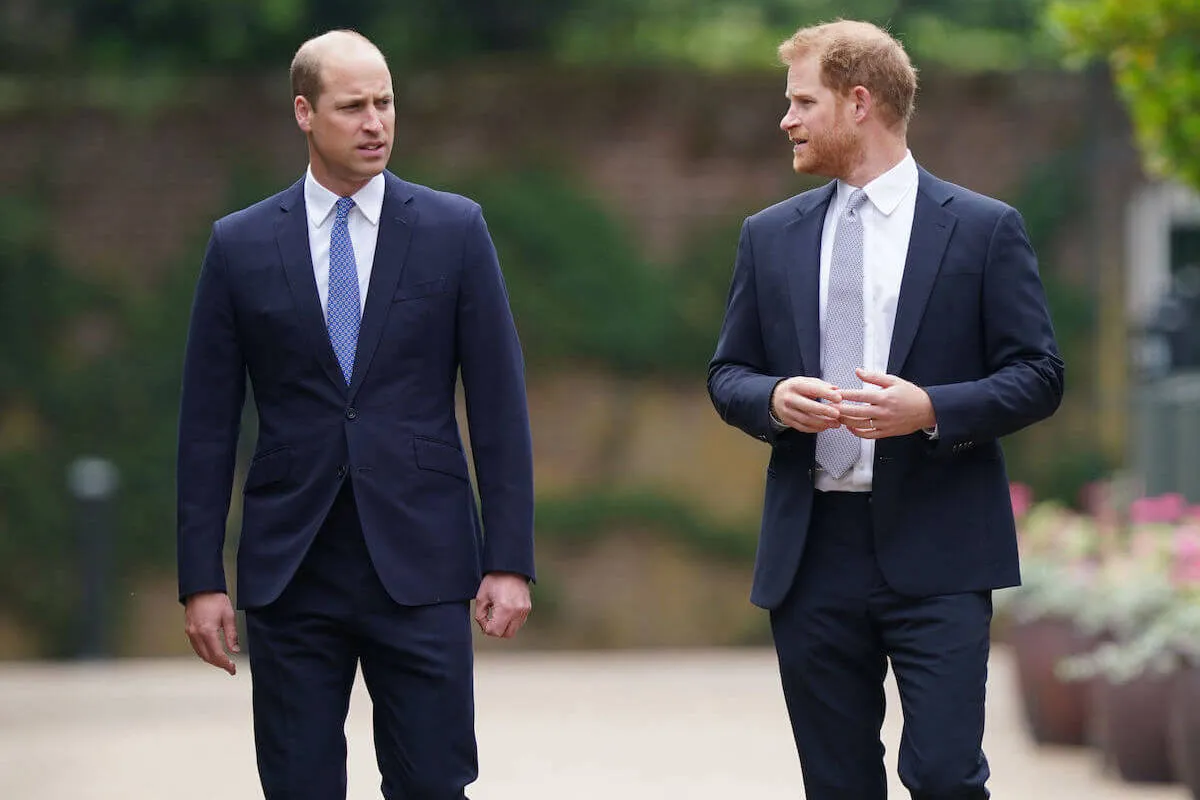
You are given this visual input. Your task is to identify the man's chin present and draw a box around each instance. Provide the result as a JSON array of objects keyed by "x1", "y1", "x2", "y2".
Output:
[
  {"x1": 791, "y1": 155, "x2": 818, "y2": 176},
  {"x1": 350, "y1": 165, "x2": 388, "y2": 184},
  {"x1": 355, "y1": 149, "x2": 391, "y2": 172}
]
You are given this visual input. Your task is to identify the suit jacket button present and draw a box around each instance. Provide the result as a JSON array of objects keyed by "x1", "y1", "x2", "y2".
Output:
[
  {"x1": 345, "y1": 407, "x2": 358, "y2": 420},
  {"x1": 336, "y1": 465, "x2": 347, "y2": 480}
]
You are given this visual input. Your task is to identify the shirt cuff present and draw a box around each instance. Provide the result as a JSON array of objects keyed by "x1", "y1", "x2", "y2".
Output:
[{"x1": 768, "y1": 380, "x2": 789, "y2": 431}]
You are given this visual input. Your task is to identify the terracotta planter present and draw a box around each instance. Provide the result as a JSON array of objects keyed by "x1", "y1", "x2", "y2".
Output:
[
  {"x1": 1168, "y1": 663, "x2": 1200, "y2": 798},
  {"x1": 1100, "y1": 672, "x2": 1176, "y2": 783},
  {"x1": 1087, "y1": 672, "x2": 1115, "y2": 773},
  {"x1": 1009, "y1": 616, "x2": 1093, "y2": 745}
]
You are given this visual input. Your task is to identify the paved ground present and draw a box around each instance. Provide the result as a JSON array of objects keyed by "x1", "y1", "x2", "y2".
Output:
[{"x1": 0, "y1": 646, "x2": 1189, "y2": 799}]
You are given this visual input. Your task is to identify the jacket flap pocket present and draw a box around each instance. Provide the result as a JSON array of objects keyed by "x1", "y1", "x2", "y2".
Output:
[
  {"x1": 393, "y1": 277, "x2": 448, "y2": 302},
  {"x1": 413, "y1": 436, "x2": 469, "y2": 480},
  {"x1": 245, "y1": 447, "x2": 291, "y2": 491}
]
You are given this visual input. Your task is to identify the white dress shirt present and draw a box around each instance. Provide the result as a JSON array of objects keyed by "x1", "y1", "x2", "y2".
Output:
[
  {"x1": 816, "y1": 151, "x2": 918, "y2": 492},
  {"x1": 304, "y1": 167, "x2": 386, "y2": 314}
]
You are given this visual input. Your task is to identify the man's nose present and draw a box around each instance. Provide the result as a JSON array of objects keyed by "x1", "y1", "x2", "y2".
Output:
[{"x1": 363, "y1": 111, "x2": 384, "y2": 132}]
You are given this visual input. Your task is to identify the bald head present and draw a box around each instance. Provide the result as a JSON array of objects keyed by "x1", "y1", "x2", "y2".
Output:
[{"x1": 291, "y1": 30, "x2": 387, "y2": 106}]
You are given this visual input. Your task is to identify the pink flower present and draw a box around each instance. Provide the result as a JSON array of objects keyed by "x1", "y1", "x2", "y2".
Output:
[
  {"x1": 1129, "y1": 493, "x2": 1188, "y2": 525},
  {"x1": 1172, "y1": 526, "x2": 1200, "y2": 587},
  {"x1": 1009, "y1": 482, "x2": 1033, "y2": 519}
]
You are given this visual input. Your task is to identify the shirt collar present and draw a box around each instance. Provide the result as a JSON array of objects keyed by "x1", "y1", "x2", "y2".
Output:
[
  {"x1": 304, "y1": 167, "x2": 386, "y2": 228},
  {"x1": 834, "y1": 150, "x2": 918, "y2": 217}
]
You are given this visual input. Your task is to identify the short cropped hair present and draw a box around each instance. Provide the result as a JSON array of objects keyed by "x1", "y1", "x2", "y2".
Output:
[
  {"x1": 290, "y1": 29, "x2": 379, "y2": 105},
  {"x1": 778, "y1": 20, "x2": 917, "y2": 127}
]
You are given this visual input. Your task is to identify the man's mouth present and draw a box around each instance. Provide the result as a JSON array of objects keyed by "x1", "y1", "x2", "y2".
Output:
[{"x1": 359, "y1": 142, "x2": 386, "y2": 152}]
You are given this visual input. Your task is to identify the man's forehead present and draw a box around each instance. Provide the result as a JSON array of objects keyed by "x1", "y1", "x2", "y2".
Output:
[
  {"x1": 785, "y1": 60, "x2": 827, "y2": 93},
  {"x1": 320, "y1": 60, "x2": 392, "y2": 94},
  {"x1": 326, "y1": 80, "x2": 393, "y2": 94},
  {"x1": 785, "y1": 80, "x2": 823, "y2": 97}
]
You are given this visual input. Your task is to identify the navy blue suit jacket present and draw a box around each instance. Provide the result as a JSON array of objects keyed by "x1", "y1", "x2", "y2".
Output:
[
  {"x1": 708, "y1": 168, "x2": 1064, "y2": 609},
  {"x1": 177, "y1": 171, "x2": 535, "y2": 610}
]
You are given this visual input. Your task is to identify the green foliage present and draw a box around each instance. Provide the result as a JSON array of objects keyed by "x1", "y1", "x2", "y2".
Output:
[
  {"x1": 0, "y1": 195, "x2": 91, "y2": 654},
  {"x1": 556, "y1": 0, "x2": 1057, "y2": 73},
  {"x1": 998, "y1": 147, "x2": 1112, "y2": 505},
  {"x1": 10, "y1": 0, "x2": 1055, "y2": 75},
  {"x1": 1049, "y1": 0, "x2": 1200, "y2": 192},
  {"x1": 10, "y1": 0, "x2": 584, "y2": 72},
  {"x1": 0, "y1": 181, "x2": 205, "y2": 656},
  {"x1": 409, "y1": 167, "x2": 713, "y2": 377}
]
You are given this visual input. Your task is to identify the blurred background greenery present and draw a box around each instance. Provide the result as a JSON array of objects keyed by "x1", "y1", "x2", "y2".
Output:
[{"x1": 1, "y1": 0, "x2": 1198, "y2": 659}]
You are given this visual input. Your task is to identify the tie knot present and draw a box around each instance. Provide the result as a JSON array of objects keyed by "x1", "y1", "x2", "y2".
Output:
[
  {"x1": 845, "y1": 189, "x2": 868, "y2": 217},
  {"x1": 335, "y1": 196, "x2": 355, "y2": 221}
]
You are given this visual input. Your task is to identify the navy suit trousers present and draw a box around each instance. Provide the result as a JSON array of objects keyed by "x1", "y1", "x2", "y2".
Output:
[
  {"x1": 245, "y1": 481, "x2": 477, "y2": 800},
  {"x1": 770, "y1": 491, "x2": 992, "y2": 800}
]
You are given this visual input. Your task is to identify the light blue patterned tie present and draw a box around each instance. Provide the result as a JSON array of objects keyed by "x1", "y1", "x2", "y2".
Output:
[
  {"x1": 815, "y1": 188, "x2": 868, "y2": 478},
  {"x1": 326, "y1": 197, "x2": 360, "y2": 385}
]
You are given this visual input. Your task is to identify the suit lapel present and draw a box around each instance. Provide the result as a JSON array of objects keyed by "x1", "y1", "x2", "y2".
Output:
[
  {"x1": 348, "y1": 175, "x2": 415, "y2": 398},
  {"x1": 887, "y1": 170, "x2": 957, "y2": 374},
  {"x1": 275, "y1": 182, "x2": 346, "y2": 390},
  {"x1": 784, "y1": 183, "x2": 836, "y2": 376}
]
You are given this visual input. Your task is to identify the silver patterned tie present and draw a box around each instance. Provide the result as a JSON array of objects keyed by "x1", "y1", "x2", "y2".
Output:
[{"x1": 815, "y1": 188, "x2": 868, "y2": 478}]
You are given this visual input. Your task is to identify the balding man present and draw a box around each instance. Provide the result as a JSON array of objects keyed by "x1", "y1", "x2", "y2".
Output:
[{"x1": 177, "y1": 29, "x2": 535, "y2": 799}]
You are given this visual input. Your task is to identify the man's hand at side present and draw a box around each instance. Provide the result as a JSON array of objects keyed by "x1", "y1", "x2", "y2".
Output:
[
  {"x1": 770, "y1": 376, "x2": 844, "y2": 433},
  {"x1": 475, "y1": 572, "x2": 532, "y2": 639},
  {"x1": 837, "y1": 368, "x2": 936, "y2": 439},
  {"x1": 184, "y1": 591, "x2": 240, "y2": 676}
]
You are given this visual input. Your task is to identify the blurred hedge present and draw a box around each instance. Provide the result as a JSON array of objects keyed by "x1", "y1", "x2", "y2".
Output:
[{"x1": 0, "y1": 148, "x2": 1105, "y2": 653}]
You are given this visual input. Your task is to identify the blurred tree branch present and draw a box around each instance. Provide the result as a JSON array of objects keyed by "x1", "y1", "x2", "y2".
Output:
[{"x1": 1048, "y1": 0, "x2": 1200, "y2": 192}]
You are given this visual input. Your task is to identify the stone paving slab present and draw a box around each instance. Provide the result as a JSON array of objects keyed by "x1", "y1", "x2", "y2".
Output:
[{"x1": 0, "y1": 646, "x2": 1188, "y2": 799}]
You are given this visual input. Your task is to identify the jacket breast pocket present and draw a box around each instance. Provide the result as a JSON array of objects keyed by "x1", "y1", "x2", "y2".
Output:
[
  {"x1": 393, "y1": 277, "x2": 448, "y2": 302},
  {"x1": 244, "y1": 446, "x2": 291, "y2": 492},
  {"x1": 936, "y1": 262, "x2": 983, "y2": 279}
]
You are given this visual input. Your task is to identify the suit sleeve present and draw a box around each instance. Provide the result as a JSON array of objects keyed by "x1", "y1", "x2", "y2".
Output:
[
  {"x1": 176, "y1": 222, "x2": 246, "y2": 601},
  {"x1": 923, "y1": 207, "x2": 1065, "y2": 454},
  {"x1": 457, "y1": 205, "x2": 536, "y2": 581},
  {"x1": 707, "y1": 219, "x2": 790, "y2": 445}
]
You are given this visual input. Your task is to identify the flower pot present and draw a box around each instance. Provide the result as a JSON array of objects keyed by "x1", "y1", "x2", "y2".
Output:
[
  {"x1": 1087, "y1": 672, "x2": 1115, "y2": 772},
  {"x1": 1009, "y1": 615, "x2": 1092, "y2": 745},
  {"x1": 1102, "y1": 672, "x2": 1176, "y2": 783},
  {"x1": 1168, "y1": 664, "x2": 1200, "y2": 798}
]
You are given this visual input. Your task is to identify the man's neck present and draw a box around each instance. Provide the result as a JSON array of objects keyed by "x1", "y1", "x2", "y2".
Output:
[
  {"x1": 308, "y1": 163, "x2": 372, "y2": 199},
  {"x1": 842, "y1": 138, "x2": 908, "y2": 188}
]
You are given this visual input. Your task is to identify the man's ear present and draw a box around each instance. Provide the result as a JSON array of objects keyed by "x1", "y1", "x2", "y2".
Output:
[
  {"x1": 294, "y1": 95, "x2": 313, "y2": 132},
  {"x1": 851, "y1": 86, "x2": 873, "y2": 122}
]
